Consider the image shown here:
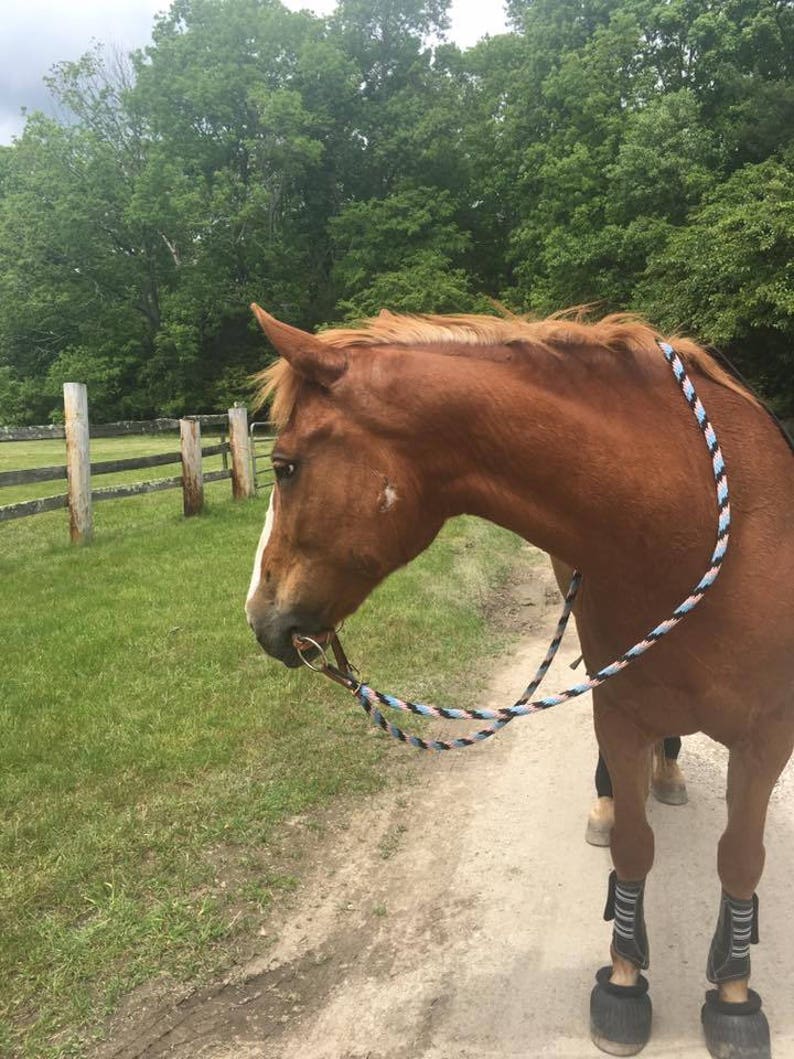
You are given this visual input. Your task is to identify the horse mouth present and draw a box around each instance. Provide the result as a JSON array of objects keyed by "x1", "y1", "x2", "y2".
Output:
[
  {"x1": 289, "y1": 628, "x2": 334, "y2": 669},
  {"x1": 248, "y1": 603, "x2": 335, "y2": 668}
]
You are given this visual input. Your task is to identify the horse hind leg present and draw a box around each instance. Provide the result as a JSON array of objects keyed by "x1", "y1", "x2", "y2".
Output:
[
  {"x1": 702, "y1": 726, "x2": 794, "y2": 1059},
  {"x1": 587, "y1": 738, "x2": 688, "y2": 847},
  {"x1": 586, "y1": 751, "x2": 616, "y2": 847},
  {"x1": 650, "y1": 736, "x2": 688, "y2": 805}
]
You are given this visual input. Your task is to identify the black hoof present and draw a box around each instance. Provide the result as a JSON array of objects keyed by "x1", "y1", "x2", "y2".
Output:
[
  {"x1": 590, "y1": 966, "x2": 652, "y2": 1056},
  {"x1": 701, "y1": 989, "x2": 771, "y2": 1059}
]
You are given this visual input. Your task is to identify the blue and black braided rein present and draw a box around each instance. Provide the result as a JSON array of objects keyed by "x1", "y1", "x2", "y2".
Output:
[{"x1": 296, "y1": 341, "x2": 731, "y2": 752}]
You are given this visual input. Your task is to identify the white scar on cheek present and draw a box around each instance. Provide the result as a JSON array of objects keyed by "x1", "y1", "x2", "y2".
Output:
[
  {"x1": 246, "y1": 492, "x2": 275, "y2": 605},
  {"x1": 380, "y1": 483, "x2": 399, "y2": 512}
]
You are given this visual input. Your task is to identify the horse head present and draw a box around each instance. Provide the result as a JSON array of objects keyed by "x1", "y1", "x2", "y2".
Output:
[{"x1": 244, "y1": 305, "x2": 445, "y2": 667}]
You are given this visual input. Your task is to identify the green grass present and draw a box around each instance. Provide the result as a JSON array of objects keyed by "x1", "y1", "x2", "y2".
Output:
[{"x1": 0, "y1": 468, "x2": 523, "y2": 1058}]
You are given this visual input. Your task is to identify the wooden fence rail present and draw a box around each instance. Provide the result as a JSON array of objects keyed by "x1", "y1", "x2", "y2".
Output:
[
  {"x1": 0, "y1": 424, "x2": 66, "y2": 442},
  {"x1": 0, "y1": 464, "x2": 67, "y2": 488},
  {"x1": 0, "y1": 442, "x2": 231, "y2": 490},
  {"x1": 0, "y1": 493, "x2": 69, "y2": 523},
  {"x1": 0, "y1": 386, "x2": 255, "y2": 539}
]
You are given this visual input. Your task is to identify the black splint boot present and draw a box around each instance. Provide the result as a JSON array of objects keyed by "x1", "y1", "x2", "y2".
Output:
[
  {"x1": 702, "y1": 892, "x2": 769, "y2": 1057},
  {"x1": 592, "y1": 873, "x2": 653, "y2": 1054}
]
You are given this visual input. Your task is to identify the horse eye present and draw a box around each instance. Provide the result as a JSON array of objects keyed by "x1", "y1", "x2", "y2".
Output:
[{"x1": 273, "y1": 460, "x2": 297, "y2": 482}]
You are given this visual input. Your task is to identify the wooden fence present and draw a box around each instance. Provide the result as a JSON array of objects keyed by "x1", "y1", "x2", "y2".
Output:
[{"x1": 0, "y1": 383, "x2": 257, "y2": 543}]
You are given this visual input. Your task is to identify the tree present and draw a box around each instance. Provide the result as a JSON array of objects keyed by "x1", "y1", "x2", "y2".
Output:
[
  {"x1": 636, "y1": 157, "x2": 794, "y2": 413},
  {"x1": 0, "y1": 111, "x2": 150, "y2": 422},
  {"x1": 1, "y1": 0, "x2": 792, "y2": 423}
]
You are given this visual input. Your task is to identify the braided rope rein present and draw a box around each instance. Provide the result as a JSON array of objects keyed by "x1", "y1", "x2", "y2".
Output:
[{"x1": 305, "y1": 341, "x2": 731, "y2": 752}]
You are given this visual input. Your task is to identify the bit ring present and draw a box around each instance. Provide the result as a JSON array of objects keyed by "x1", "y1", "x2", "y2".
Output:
[{"x1": 293, "y1": 635, "x2": 330, "y2": 672}]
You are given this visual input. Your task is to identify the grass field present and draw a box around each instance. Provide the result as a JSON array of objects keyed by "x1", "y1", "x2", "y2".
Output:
[{"x1": 0, "y1": 440, "x2": 524, "y2": 1058}]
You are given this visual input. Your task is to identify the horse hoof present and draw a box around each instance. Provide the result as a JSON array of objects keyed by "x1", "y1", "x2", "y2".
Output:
[
  {"x1": 651, "y1": 758, "x2": 688, "y2": 805},
  {"x1": 651, "y1": 778, "x2": 688, "y2": 805},
  {"x1": 586, "y1": 821, "x2": 612, "y2": 846},
  {"x1": 590, "y1": 966, "x2": 652, "y2": 1056},
  {"x1": 701, "y1": 989, "x2": 771, "y2": 1059},
  {"x1": 586, "y1": 797, "x2": 614, "y2": 846}
]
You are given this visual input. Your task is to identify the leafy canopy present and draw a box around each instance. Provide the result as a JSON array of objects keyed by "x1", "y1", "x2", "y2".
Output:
[{"x1": 1, "y1": 0, "x2": 792, "y2": 424}]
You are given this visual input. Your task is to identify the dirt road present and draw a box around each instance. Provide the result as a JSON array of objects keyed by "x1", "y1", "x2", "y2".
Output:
[{"x1": 101, "y1": 554, "x2": 794, "y2": 1059}]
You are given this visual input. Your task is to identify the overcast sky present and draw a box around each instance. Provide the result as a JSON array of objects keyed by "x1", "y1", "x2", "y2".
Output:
[{"x1": 0, "y1": 0, "x2": 508, "y2": 145}]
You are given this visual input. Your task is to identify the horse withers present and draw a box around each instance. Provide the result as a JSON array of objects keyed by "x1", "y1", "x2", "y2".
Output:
[{"x1": 244, "y1": 305, "x2": 794, "y2": 1059}]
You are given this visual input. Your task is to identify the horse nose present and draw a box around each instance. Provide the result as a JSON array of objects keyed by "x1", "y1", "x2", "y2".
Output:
[
  {"x1": 245, "y1": 595, "x2": 277, "y2": 648},
  {"x1": 247, "y1": 608, "x2": 295, "y2": 665},
  {"x1": 244, "y1": 595, "x2": 261, "y2": 633},
  {"x1": 245, "y1": 595, "x2": 306, "y2": 668},
  {"x1": 245, "y1": 592, "x2": 273, "y2": 642},
  {"x1": 246, "y1": 596, "x2": 327, "y2": 669}
]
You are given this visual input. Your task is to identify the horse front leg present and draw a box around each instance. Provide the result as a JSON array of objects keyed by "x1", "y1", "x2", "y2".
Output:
[
  {"x1": 590, "y1": 704, "x2": 655, "y2": 1056},
  {"x1": 702, "y1": 727, "x2": 793, "y2": 1059}
]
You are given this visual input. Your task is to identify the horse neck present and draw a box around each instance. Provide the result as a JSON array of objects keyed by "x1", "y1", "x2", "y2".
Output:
[{"x1": 385, "y1": 342, "x2": 709, "y2": 575}]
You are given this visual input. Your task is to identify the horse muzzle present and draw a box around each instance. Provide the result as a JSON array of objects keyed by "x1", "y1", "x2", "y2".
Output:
[{"x1": 246, "y1": 601, "x2": 331, "y2": 668}]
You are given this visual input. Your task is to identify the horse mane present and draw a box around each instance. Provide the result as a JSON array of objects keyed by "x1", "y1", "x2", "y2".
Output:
[{"x1": 254, "y1": 309, "x2": 756, "y2": 430}]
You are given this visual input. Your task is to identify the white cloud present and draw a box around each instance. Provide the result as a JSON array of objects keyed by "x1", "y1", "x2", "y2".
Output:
[
  {"x1": 0, "y1": 0, "x2": 166, "y2": 142},
  {"x1": 446, "y1": 0, "x2": 508, "y2": 48},
  {"x1": 279, "y1": 0, "x2": 508, "y2": 46}
]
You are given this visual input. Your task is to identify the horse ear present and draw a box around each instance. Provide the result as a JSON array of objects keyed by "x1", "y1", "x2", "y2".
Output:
[{"x1": 250, "y1": 304, "x2": 347, "y2": 387}]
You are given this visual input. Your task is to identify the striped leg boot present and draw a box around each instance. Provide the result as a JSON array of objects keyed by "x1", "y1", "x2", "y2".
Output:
[
  {"x1": 702, "y1": 892, "x2": 770, "y2": 1059},
  {"x1": 590, "y1": 872, "x2": 652, "y2": 1056}
]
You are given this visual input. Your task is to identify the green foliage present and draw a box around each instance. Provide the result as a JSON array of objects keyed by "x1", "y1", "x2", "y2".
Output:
[
  {"x1": 0, "y1": 367, "x2": 29, "y2": 427},
  {"x1": 330, "y1": 187, "x2": 472, "y2": 314},
  {"x1": 636, "y1": 157, "x2": 794, "y2": 410},
  {"x1": 45, "y1": 346, "x2": 138, "y2": 423},
  {"x1": 336, "y1": 249, "x2": 492, "y2": 318},
  {"x1": 0, "y1": 0, "x2": 792, "y2": 422}
]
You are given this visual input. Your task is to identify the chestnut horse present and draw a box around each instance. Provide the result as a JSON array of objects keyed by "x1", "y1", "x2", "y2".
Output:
[{"x1": 244, "y1": 305, "x2": 794, "y2": 1058}]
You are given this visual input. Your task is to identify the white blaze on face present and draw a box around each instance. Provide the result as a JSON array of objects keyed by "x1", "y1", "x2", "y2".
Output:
[{"x1": 246, "y1": 491, "x2": 275, "y2": 608}]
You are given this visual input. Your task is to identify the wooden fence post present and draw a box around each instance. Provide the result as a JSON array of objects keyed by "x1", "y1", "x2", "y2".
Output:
[
  {"x1": 227, "y1": 405, "x2": 254, "y2": 499},
  {"x1": 63, "y1": 382, "x2": 93, "y2": 543},
  {"x1": 180, "y1": 418, "x2": 204, "y2": 516}
]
